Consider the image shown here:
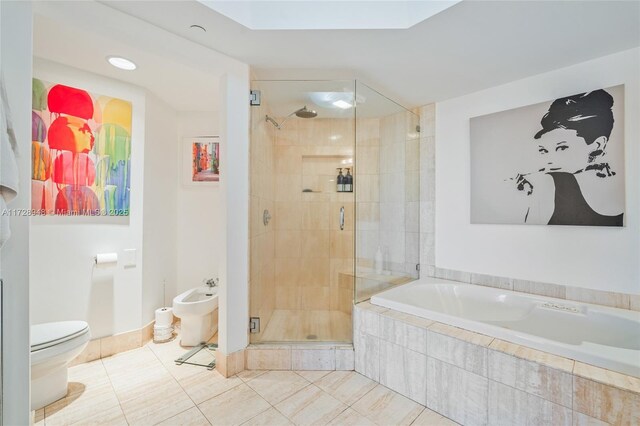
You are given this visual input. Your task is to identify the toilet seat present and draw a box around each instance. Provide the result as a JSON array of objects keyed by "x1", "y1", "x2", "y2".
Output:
[
  {"x1": 31, "y1": 321, "x2": 91, "y2": 367},
  {"x1": 31, "y1": 321, "x2": 90, "y2": 351}
]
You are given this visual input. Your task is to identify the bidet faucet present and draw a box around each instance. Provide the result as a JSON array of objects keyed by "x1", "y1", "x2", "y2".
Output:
[{"x1": 204, "y1": 277, "x2": 219, "y2": 288}]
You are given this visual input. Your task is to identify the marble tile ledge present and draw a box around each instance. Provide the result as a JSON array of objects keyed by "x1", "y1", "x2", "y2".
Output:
[
  {"x1": 355, "y1": 301, "x2": 640, "y2": 395},
  {"x1": 245, "y1": 343, "x2": 355, "y2": 371},
  {"x1": 429, "y1": 267, "x2": 637, "y2": 311}
]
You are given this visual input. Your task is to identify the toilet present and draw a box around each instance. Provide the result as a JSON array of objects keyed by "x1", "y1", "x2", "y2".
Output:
[
  {"x1": 31, "y1": 321, "x2": 91, "y2": 410},
  {"x1": 173, "y1": 286, "x2": 218, "y2": 346}
]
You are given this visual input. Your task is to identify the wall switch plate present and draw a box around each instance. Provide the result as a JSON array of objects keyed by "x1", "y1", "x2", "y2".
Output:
[{"x1": 123, "y1": 249, "x2": 137, "y2": 268}]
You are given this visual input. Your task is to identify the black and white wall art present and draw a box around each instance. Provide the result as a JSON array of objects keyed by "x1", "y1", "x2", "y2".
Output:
[{"x1": 470, "y1": 85, "x2": 625, "y2": 226}]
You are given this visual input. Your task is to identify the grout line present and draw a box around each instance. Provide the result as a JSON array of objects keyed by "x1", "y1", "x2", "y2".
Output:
[
  {"x1": 151, "y1": 406, "x2": 204, "y2": 426},
  {"x1": 347, "y1": 378, "x2": 379, "y2": 410},
  {"x1": 146, "y1": 343, "x2": 201, "y2": 411},
  {"x1": 408, "y1": 407, "x2": 427, "y2": 426},
  {"x1": 100, "y1": 357, "x2": 131, "y2": 426}
]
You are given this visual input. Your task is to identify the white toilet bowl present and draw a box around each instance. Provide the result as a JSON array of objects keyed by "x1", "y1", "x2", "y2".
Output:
[
  {"x1": 173, "y1": 286, "x2": 218, "y2": 346},
  {"x1": 31, "y1": 321, "x2": 90, "y2": 411}
]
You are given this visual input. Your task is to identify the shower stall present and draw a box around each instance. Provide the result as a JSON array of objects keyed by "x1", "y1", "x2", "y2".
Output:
[{"x1": 249, "y1": 80, "x2": 419, "y2": 344}]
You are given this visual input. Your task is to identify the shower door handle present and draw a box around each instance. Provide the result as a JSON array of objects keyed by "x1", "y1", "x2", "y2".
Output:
[{"x1": 340, "y1": 206, "x2": 345, "y2": 231}]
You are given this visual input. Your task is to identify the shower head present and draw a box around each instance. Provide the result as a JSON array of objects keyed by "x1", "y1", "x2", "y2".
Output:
[
  {"x1": 265, "y1": 105, "x2": 318, "y2": 130},
  {"x1": 294, "y1": 106, "x2": 317, "y2": 119}
]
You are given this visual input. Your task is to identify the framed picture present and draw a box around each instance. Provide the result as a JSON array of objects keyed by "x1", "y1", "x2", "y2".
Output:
[
  {"x1": 470, "y1": 85, "x2": 624, "y2": 227},
  {"x1": 183, "y1": 136, "x2": 220, "y2": 186},
  {"x1": 31, "y1": 79, "x2": 133, "y2": 216}
]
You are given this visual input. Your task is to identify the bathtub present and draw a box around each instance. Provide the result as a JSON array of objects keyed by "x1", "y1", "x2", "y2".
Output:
[{"x1": 370, "y1": 278, "x2": 640, "y2": 378}]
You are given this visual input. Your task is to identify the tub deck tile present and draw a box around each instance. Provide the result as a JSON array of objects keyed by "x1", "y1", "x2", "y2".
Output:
[
  {"x1": 470, "y1": 273, "x2": 514, "y2": 290},
  {"x1": 355, "y1": 300, "x2": 388, "y2": 313},
  {"x1": 571, "y1": 411, "x2": 610, "y2": 425},
  {"x1": 488, "y1": 380, "x2": 572, "y2": 426},
  {"x1": 380, "y1": 312, "x2": 429, "y2": 355},
  {"x1": 354, "y1": 303, "x2": 385, "y2": 337},
  {"x1": 573, "y1": 362, "x2": 640, "y2": 395},
  {"x1": 428, "y1": 322, "x2": 494, "y2": 347},
  {"x1": 426, "y1": 358, "x2": 489, "y2": 426},
  {"x1": 565, "y1": 287, "x2": 630, "y2": 310},
  {"x1": 428, "y1": 330, "x2": 488, "y2": 377},
  {"x1": 354, "y1": 332, "x2": 380, "y2": 382},
  {"x1": 488, "y1": 339, "x2": 574, "y2": 373},
  {"x1": 379, "y1": 340, "x2": 428, "y2": 405},
  {"x1": 488, "y1": 349, "x2": 573, "y2": 408},
  {"x1": 380, "y1": 309, "x2": 434, "y2": 329},
  {"x1": 573, "y1": 376, "x2": 640, "y2": 425},
  {"x1": 512, "y1": 279, "x2": 567, "y2": 299}
]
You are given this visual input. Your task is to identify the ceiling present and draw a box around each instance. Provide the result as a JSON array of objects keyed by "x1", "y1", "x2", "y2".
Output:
[
  {"x1": 103, "y1": 0, "x2": 640, "y2": 108},
  {"x1": 32, "y1": 1, "x2": 245, "y2": 113},
  {"x1": 32, "y1": 1, "x2": 640, "y2": 113},
  {"x1": 199, "y1": 1, "x2": 461, "y2": 30}
]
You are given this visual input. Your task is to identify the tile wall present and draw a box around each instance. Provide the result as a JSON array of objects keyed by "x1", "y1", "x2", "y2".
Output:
[
  {"x1": 378, "y1": 112, "x2": 420, "y2": 277},
  {"x1": 70, "y1": 320, "x2": 156, "y2": 366},
  {"x1": 272, "y1": 117, "x2": 355, "y2": 315},
  {"x1": 417, "y1": 104, "x2": 436, "y2": 277}
]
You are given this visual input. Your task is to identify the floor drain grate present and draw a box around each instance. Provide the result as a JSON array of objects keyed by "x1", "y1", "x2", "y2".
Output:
[{"x1": 306, "y1": 334, "x2": 317, "y2": 340}]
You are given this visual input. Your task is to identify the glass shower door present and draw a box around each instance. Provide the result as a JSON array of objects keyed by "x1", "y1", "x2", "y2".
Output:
[{"x1": 249, "y1": 80, "x2": 356, "y2": 344}]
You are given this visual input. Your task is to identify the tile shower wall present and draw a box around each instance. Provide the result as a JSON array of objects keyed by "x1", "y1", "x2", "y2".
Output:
[
  {"x1": 272, "y1": 118, "x2": 355, "y2": 315},
  {"x1": 378, "y1": 113, "x2": 420, "y2": 277},
  {"x1": 418, "y1": 104, "x2": 436, "y2": 276},
  {"x1": 249, "y1": 99, "x2": 277, "y2": 342},
  {"x1": 354, "y1": 117, "x2": 381, "y2": 266},
  {"x1": 354, "y1": 301, "x2": 640, "y2": 426}
]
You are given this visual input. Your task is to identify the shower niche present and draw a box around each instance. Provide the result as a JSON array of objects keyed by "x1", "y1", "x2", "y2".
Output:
[
  {"x1": 249, "y1": 80, "x2": 419, "y2": 344},
  {"x1": 301, "y1": 155, "x2": 353, "y2": 194}
]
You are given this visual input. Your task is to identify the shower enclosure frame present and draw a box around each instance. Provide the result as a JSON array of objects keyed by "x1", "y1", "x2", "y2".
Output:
[{"x1": 248, "y1": 79, "x2": 420, "y2": 346}]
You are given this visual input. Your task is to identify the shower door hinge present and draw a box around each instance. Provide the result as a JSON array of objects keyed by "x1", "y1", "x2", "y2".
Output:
[
  {"x1": 250, "y1": 90, "x2": 261, "y2": 106},
  {"x1": 416, "y1": 264, "x2": 421, "y2": 272},
  {"x1": 249, "y1": 317, "x2": 260, "y2": 333},
  {"x1": 416, "y1": 125, "x2": 421, "y2": 133}
]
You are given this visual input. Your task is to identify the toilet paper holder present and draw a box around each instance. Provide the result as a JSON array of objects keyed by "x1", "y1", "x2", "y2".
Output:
[{"x1": 94, "y1": 253, "x2": 118, "y2": 265}]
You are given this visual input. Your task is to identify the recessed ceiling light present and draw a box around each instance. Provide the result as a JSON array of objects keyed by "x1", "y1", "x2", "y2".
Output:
[
  {"x1": 107, "y1": 56, "x2": 137, "y2": 71},
  {"x1": 190, "y1": 24, "x2": 207, "y2": 32},
  {"x1": 333, "y1": 100, "x2": 352, "y2": 109}
]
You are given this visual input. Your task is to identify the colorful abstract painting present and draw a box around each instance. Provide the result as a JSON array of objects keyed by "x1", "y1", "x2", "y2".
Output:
[
  {"x1": 31, "y1": 79, "x2": 132, "y2": 216},
  {"x1": 188, "y1": 137, "x2": 220, "y2": 183}
]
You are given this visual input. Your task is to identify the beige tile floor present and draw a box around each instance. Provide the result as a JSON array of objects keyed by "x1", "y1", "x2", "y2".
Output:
[
  {"x1": 259, "y1": 310, "x2": 352, "y2": 343},
  {"x1": 35, "y1": 333, "x2": 457, "y2": 426}
]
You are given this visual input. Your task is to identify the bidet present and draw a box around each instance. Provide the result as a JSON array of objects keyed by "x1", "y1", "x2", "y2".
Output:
[{"x1": 173, "y1": 285, "x2": 219, "y2": 346}]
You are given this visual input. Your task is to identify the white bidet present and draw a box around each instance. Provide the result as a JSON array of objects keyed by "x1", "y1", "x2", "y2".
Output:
[{"x1": 173, "y1": 285, "x2": 218, "y2": 346}]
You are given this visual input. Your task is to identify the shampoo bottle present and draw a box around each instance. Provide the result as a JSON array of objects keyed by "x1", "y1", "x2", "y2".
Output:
[
  {"x1": 336, "y1": 168, "x2": 345, "y2": 192},
  {"x1": 345, "y1": 168, "x2": 353, "y2": 192}
]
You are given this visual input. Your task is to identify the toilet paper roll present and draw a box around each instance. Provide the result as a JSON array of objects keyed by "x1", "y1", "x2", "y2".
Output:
[
  {"x1": 95, "y1": 252, "x2": 118, "y2": 265},
  {"x1": 155, "y1": 307, "x2": 173, "y2": 327}
]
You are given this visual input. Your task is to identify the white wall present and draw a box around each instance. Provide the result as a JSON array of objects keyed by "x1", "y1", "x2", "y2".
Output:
[
  {"x1": 30, "y1": 58, "x2": 146, "y2": 337},
  {"x1": 142, "y1": 93, "x2": 179, "y2": 323},
  {"x1": 1, "y1": 1, "x2": 32, "y2": 421},
  {"x1": 218, "y1": 72, "x2": 250, "y2": 355},
  {"x1": 435, "y1": 48, "x2": 639, "y2": 295},
  {"x1": 176, "y1": 112, "x2": 222, "y2": 296}
]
